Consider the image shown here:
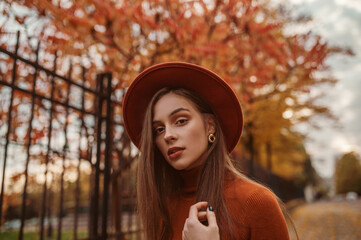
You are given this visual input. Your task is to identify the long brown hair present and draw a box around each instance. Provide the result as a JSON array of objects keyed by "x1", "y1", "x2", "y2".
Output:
[
  {"x1": 137, "y1": 87, "x2": 299, "y2": 240},
  {"x1": 137, "y1": 87, "x2": 241, "y2": 239}
]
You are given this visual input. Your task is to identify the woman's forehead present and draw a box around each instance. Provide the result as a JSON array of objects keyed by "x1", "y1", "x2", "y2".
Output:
[{"x1": 153, "y1": 93, "x2": 199, "y2": 120}]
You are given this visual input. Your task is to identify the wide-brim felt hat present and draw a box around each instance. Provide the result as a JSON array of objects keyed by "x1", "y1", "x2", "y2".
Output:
[{"x1": 122, "y1": 62, "x2": 243, "y2": 153}]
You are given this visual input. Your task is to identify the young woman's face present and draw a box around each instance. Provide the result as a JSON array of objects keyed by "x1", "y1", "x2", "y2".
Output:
[{"x1": 152, "y1": 92, "x2": 214, "y2": 171}]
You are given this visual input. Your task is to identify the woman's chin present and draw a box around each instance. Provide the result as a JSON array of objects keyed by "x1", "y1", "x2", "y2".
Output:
[
  {"x1": 171, "y1": 164, "x2": 188, "y2": 171},
  {"x1": 168, "y1": 161, "x2": 190, "y2": 171}
]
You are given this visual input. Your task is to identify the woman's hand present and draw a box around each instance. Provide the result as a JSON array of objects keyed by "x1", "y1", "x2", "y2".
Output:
[{"x1": 182, "y1": 201, "x2": 220, "y2": 240}]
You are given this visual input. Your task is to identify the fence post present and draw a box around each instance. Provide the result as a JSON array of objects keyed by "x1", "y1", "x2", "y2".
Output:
[
  {"x1": 0, "y1": 31, "x2": 20, "y2": 227},
  {"x1": 39, "y1": 50, "x2": 58, "y2": 240},
  {"x1": 19, "y1": 35, "x2": 40, "y2": 240},
  {"x1": 101, "y1": 73, "x2": 113, "y2": 240}
]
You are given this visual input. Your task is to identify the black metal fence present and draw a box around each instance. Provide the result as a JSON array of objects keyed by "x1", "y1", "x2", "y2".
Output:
[{"x1": 0, "y1": 31, "x2": 140, "y2": 239}]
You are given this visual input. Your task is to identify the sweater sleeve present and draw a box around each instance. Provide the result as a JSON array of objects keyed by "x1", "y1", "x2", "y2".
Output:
[{"x1": 244, "y1": 187, "x2": 290, "y2": 240}]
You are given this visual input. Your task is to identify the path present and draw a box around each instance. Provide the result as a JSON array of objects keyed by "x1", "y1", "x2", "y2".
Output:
[{"x1": 289, "y1": 199, "x2": 361, "y2": 240}]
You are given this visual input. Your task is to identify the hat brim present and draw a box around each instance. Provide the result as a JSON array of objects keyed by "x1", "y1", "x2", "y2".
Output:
[{"x1": 122, "y1": 62, "x2": 243, "y2": 153}]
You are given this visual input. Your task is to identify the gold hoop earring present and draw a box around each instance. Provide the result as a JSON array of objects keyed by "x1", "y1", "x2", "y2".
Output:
[{"x1": 208, "y1": 133, "x2": 216, "y2": 143}]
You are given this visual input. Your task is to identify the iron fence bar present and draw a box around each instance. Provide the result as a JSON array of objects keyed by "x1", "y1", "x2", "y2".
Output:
[
  {"x1": 101, "y1": 73, "x2": 113, "y2": 240},
  {"x1": 0, "y1": 77, "x2": 124, "y2": 126},
  {"x1": 0, "y1": 79, "x2": 97, "y2": 116},
  {"x1": 47, "y1": 187, "x2": 54, "y2": 238},
  {"x1": 0, "y1": 46, "x2": 123, "y2": 110},
  {"x1": 91, "y1": 74, "x2": 104, "y2": 239},
  {"x1": 57, "y1": 62, "x2": 72, "y2": 240},
  {"x1": 0, "y1": 46, "x2": 97, "y2": 95},
  {"x1": 19, "y1": 38, "x2": 40, "y2": 240},
  {"x1": 112, "y1": 174, "x2": 122, "y2": 240},
  {"x1": 0, "y1": 139, "x2": 94, "y2": 163},
  {"x1": 88, "y1": 151, "x2": 93, "y2": 239},
  {"x1": 57, "y1": 140, "x2": 65, "y2": 239},
  {"x1": 73, "y1": 66, "x2": 87, "y2": 240},
  {"x1": 0, "y1": 30, "x2": 20, "y2": 226},
  {"x1": 3, "y1": 142, "x2": 91, "y2": 161},
  {"x1": 39, "y1": 51, "x2": 57, "y2": 240}
]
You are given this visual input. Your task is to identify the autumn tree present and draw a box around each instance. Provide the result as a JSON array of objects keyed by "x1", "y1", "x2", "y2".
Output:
[
  {"x1": 1, "y1": 0, "x2": 351, "y2": 187},
  {"x1": 335, "y1": 152, "x2": 361, "y2": 195}
]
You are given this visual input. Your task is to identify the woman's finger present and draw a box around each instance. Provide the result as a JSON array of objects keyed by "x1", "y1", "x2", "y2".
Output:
[
  {"x1": 188, "y1": 201, "x2": 208, "y2": 219},
  {"x1": 197, "y1": 211, "x2": 207, "y2": 222},
  {"x1": 207, "y1": 206, "x2": 218, "y2": 228}
]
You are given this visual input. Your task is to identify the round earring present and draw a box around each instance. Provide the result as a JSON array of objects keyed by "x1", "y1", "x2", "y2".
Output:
[{"x1": 208, "y1": 133, "x2": 216, "y2": 143}]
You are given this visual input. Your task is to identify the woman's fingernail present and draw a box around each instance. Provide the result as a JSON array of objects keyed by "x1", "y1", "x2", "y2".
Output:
[{"x1": 208, "y1": 205, "x2": 213, "y2": 211}]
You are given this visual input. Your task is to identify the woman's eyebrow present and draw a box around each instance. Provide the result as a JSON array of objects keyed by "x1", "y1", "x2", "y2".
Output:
[
  {"x1": 152, "y1": 107, "x2": 190, "y2": 124},
  {"x1": 169, "y1": 107, "x2": 190, "y2": 116}
]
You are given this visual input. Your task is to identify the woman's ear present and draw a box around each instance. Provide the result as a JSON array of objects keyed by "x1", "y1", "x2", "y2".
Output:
[{"x1": 204, "y1": 114, "x2": 216, "y2": 134}]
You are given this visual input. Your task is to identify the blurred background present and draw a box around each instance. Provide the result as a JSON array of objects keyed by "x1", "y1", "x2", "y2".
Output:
[{"x1": 0, "y1": 0, "x2": 360, "y2": 239}]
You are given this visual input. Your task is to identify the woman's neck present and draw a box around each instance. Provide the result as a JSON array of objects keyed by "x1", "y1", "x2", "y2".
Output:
[{"x1": 177, "y1": 164, "x2": 203, "y2": 192}]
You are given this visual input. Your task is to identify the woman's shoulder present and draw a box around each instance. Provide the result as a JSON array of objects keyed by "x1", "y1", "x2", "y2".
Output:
[
  {"x1": 224, "y1": 171, "x2": 280, "y2": 210},
  {"x1": 224, "y1": 171, "x2": 290, "y2": 239}
]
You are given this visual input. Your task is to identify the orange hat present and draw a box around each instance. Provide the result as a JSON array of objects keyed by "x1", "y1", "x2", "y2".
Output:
[{"x1": 122, "y1": 62, "x2": 243, "y2": 153}]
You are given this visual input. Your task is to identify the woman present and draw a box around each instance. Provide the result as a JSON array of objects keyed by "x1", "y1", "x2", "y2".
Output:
[{"x1": 122, "y1": 62, "x2": 290, "y2": 240}]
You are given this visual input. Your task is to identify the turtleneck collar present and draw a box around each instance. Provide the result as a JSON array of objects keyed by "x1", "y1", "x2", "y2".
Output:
[{"x1": 177, "y1": 165, "x2": 202, "y2": 194}]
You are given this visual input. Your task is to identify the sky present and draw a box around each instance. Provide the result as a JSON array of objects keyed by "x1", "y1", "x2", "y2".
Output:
[{"x1": 285, "y1": 0, "x2": 361, "y2": 178}]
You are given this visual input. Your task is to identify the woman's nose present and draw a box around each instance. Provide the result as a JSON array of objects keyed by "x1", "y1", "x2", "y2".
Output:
[{"x1": 164, "y1": 127, "x2": 177, "y2": 142}]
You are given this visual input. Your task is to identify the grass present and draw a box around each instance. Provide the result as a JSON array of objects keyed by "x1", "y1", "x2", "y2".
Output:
[{"x1": 0, "y1": 230, "x2": 88, "y2": 240}]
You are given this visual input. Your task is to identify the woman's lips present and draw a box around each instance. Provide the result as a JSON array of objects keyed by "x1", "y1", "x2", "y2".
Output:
[{"x1": 167, "y1": 147, "x2": 185, "y2": 160}]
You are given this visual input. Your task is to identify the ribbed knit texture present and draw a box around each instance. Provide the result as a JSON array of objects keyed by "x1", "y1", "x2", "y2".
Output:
[{"x1": 169, "y1": 167, "x2": 290, "y2": 240}]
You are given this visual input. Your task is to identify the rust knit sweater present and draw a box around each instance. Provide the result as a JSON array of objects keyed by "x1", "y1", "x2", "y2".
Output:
[{"x1": 169, "y1": 167, "x2": 290, "y2": 240}]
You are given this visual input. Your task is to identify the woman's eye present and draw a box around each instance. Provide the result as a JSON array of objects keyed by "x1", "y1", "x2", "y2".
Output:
[
  {"x1": 176, "y1": 118, "x2": 188, "y2": 125},
  {"x1": 154, "y1": 127, "x2": 164, "y2": 135}
]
